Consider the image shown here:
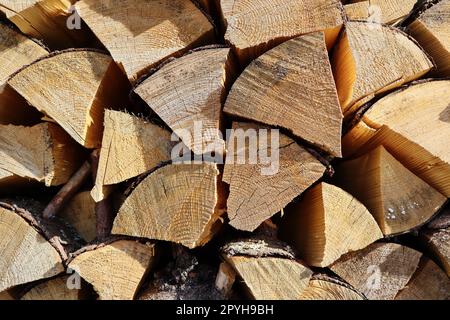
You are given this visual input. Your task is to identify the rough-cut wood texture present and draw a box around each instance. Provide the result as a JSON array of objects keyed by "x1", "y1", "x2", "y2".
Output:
[
  {"x1": 68, "y1": 240, "x2": 156, "y2": 300},
  {"x1": 342, "y1": 80, "x2": 450, "y2": 197},
  {"x1": 330, "y1": 242, "x2": 422, "y2": 300},
  {"x1": 223, "y1": 122, "x2": 326, "y2": 232},
  {"x1": 0, "y1": 122, "x2": 83, "y2": 187},
  {"x1": 112, "y1": 163, "x2": 225, "y2": 249},
  {"x1": 76, "y1": 0, "x2": 215, "y2": 81},
  {"x1": 91, "y1": 110, "x2": 174, "y2": 202},
  {"x1": 421, "y1": 227, "x2": 450, "y2": 277},
  {"x1": 300, "y1": 276, "x2": 365, "y2": 300},
  {"x1": 344, "y1": 0, "x2": 417, "y2": 24},
  {"x1": 60, "y1": 191, "x2": 96, "y2": 242},
  {"x1": 335, "y1": 146, "x2": 446, "y2": 235},
  {"x1": 134, "y1": 47, "x2": 232, "y2": 155},
  {"x1": 21, "y1": 275, "x2": 86, "y2": 300},
  {"x1": 224, "y1": 32, "x2": 343, "y2": 156},
  {"x1": 280, "y1": 183, "x2": 383, "y2": 267},
  {"x1": 219, "y1": 0, "x2": 343, "y2": 63},
  {"x1": 8, "y1": 49, "x2": 130, "y2": 148},
  {"x1": 332, "y1": 21, "x2": 432, "y2": 116}
]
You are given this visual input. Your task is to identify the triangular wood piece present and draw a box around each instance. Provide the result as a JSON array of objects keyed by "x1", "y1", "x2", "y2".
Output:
[
  {"x1": 68, "y1": 240, "x2": 156, "y2": 300},
  {"x1": 344, "y1": 0, "x2": 417, "y2": 25},
  {"x1": 330, "y1": 242, "x2": 422, "y2": 300},
  {"x1": 224, "y1": 32, "x2": 343, "y2": 156},
  {"x1": 76, "y1": 0, "x2": 215, "y2": 81},
  {"x1": 0, "y1": 206, "x2": 64, "y2": 292},
  {"x1": 91, "y1": 110, "x2": 174, "y2": 202},
  {"x1": 280, "y1": 182, "x2": 383, "y2": 267},
  {"x1": 21, "y1": 275, "x2": 87, "y2": 300},
  {"x1": 300, "y1": 276, "x2": 365, "y2": 300},
  {"x1": 112, "y1": 163, "x2": 225, "y2": 249},
  {"x1": 342, "y1": 80, "x2": 450, "y2": 196},
  {"x1": 335, "y1": 145, "x2": 446, "y2": 235},
  {"x1": 223, "y1": 122, "x2": 326, "y2": 232},
  {"x1": 8, "y1": 49, "x2": 130, "y2": 148},
  {"x1": 60, "y1": 191, "x2": 96, "y2": 242},
  {"x1": 219, "y1": 0, "x2": 343, "y2": 63},
  {"x1": 332, "y1": 21, "x2": 432, "y2": 116},
  {"x1": 421, "y1": 227, "x2": 450, "y2": 277}
]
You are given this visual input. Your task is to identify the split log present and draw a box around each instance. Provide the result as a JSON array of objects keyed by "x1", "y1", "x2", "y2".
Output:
[
  {"x1": 421, "y1": 227, "x2": 450, "y2": 277},
  {"x1": 75, "y1": 0, "x2": 215, "y2": 81},
  {"x1": 300, "y1": 274, "x2": 365, "y2": 300},
  {"x1": 21, "y1": 275, "x2": 88, "y2": 300},
  {"x1": 332, "y1": 21, "x2": 433, "y2": 117},
  {"x1": 344, "y1": 0, "x2": 417, "y2": 25},
  {"x1": 407, "y1": 0, "x2": 450, "y2": 76},
  {"x1": 395, "y1": 258, "x2": 450, "y2": 300},
  {"x1": 280, "y1": 182, "x2": 383, "y2": 267},
  {"x1": 334, "y1": 145, "x2": 446, "y2": 236},
  {"x1": 8, "y1": 49, "x2": 130, "y2": 148},
  {"x1": 112, "y1": 163, "x2": 226, "y2": 249},
  {"x1": 342, "y1": 80, "x2": 450, "y2": 197},
  {"x1": 224, "y1": 32, "x2": 343, "y2": 156},
  {"x1": 133, "y1": 47, "x2": 233, "y2": 156},
  {"x1": 223, "y1": 122, "x2": 326, "y2": 232},
  {"x1": 0, "y1": 122, "x2": 83, "y2": 188},
  {"x1": 330, "y1": 242, "x2": 422, "y2": 300},
  {"x1": 91, "y1": 110, "x2": 174, "y2": 202},
  {"x1": 60, "y1": 191, "x2": 96, "y2": 242},
  {"x1": 68, "y1": 239, "x2": 156, "y2": 300},
  {"x1": 218, "y1": 0, "x2": 344, "y2": 63}
]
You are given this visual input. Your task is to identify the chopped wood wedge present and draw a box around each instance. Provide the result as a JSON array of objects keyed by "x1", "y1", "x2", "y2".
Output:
[
  {"x1": 407, "y1": 0, "x2": 450, "y2": 76},
  {"x1": 60, "y1": 191, "x2": 96, "y2": 242},
  {"x1": 21, "y1": 275, "x2": 87, "y2": 300},
  {"x1": 280, "y1": 183, "x2": 383, "y2": 267},
  {"x1": 300, "y1": 275, "x2": 365, "y2": 300},
  {"x1": 332, "y1": 21, "x2": 433, "y2": 116},
  {"x1": 330, "y1": 242, "x2": 422, "y2": 300},
  {"x1": 342, "y1": 80, "x2": 450, "y2": 196},
  {"x1": 395, "y1": 258, "x2": 450, "y2": 300},
  {"x1": 112, "y1": 163, "x2": 225, "y2": 249},
  {"x1": 134, "y1": 47, "x2": 232, "y2": 155},
  {"x1": 335, "y1": 145, "x2": 446, "y2": 236},
  {"x1": 8, "y1": 49, "x2": 130, "y2": 148},
  {"x1": 219, "y1": 0, "x2": 343, "y2": 63},
  {"x1": 224, "y1": 32, "x2": 343, "y2": 156},
  {"x1": 76, "y1": 0, "x2": 215, "y2": 81},
  {"x1": 91, "y1": 110, "x2": 174, "y2": 202},
  {"x1": 223, "y1": 122, "x2": 326, "y2": 232},
  {"x1": 344, "y1": 0, "x2": 417, "y2": 25},
  {"x1": 68, "y1": 240, "x2": 156, "y2": 300},
  {"x1": 0, "y1": 205, "x2": 64, "y2": 292},
  {"x1": 0, "y1": 122, "x2": 83, "y2": 187},
  {"x1": 421, "y1": 227, "x2": 450, "y2": 277}
]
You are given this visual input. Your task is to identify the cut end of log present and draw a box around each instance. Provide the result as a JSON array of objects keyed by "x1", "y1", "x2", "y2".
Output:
[{"x1": 300, "y1": 276, "x2": 365, "y2": 300}]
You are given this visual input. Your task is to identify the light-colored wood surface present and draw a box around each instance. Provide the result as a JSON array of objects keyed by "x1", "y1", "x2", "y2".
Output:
[
  {"x1": 300, "y1": 279, "x2": 364, "y2": 300},
  {"x1": 345, "y1": 0, "x2": 417, "y2": 25},
  {"x1": 21, "y1": 275, "x2": 84, "y2": 300},
  {"x1": 421, "y1": 227, "x2": 450, "y2": 277},
  {"x1": 60, "y1": 191, "x2": 96, "y2": 242}
]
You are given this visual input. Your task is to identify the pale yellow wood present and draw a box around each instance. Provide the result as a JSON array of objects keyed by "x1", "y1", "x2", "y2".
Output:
[
  {"x1": 223, "y1": 122, "x2": 326, "y2": 232},
  {"x1": 330, "y1": 242, "x2": 422, "y2": 300},
  {"x1": 60, "y1": 191, "x2": 96, "y2": 242},
  {"x1": 134, "y1": 48, "x2": 231, "y2": 155},
  {"x1": 422, "y1": 227, "x2": 450, "y2": 277},
  {"x1": 225, "y1": 255, "x2": 313, "y2": 300},
  {"x1": 280, "y1": 183, "x2": 383, "y2": 267},
  {"x1": 21, "y1": 276, "x2": 82, "y2": 300},
  {"x1": 0, "y1": 207, "x2": 64, "y2": 292},
  {"x1": 91, "y1": 110, "x2": 174, "y2": 202},
  {"x1": 335, "y1": 146, "x2": 446, "y2": 235},
  {"x1": 112, "y1": 163, "x2": 225, "y2": 249},
  {"x1": 76, "y1": 0, "x2": 214, "y2": 81},
  {"x1": 300, "y1": 279, "x2": 364, "y2": 300},
  {"x1": 68, "y1": 240, "x2": 155, "y2": 300},
  {"x1": 345, "y1": 0, "x2": 417, "y2": 24},
  {"x1": 224, "y1": 32, "x2": 343, "y2": 156},
  {"x1": 0, "y1": 122, "x2": 82, "y2": 187},
  {"x1": 342, "y1": 80, "x2": 450, "y2": 196},
  {"x1": 332, "y1": 21, "x2": 432, "y2": 116}
]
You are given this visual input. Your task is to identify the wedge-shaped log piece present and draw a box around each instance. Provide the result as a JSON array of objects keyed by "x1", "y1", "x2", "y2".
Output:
[
  {"x1": 8, "y1": 50, "x2": 130, "y2": 148},
  {"x1": 0, "y1": 123, "x2": 82, "y2": 187},
  {"x1": 395, "y1": 258, "x2": 450, "y2": 300},
  {"x1": 344, "y1": 0, "x2": 417, "y2": 25},
  {"x1": 21, "y1": 275, "x2": 87, "y2": 300},
  {"x1": 335, "y1": 146, "x2": 446, "y2": 235},
  {"x1": 224, "y1": 32, "x2": 343, "y2": 156},
  {"x1": 407, "y1": 0, "x2": 450, "y2": 76},
  {"x1": 76, "y1": 0, "x2": 214, "y2": 81},
  {"x1": 219, "y1": 0, "x2": 343, "y2": 63},
  {"x1": 0, "y1": 206, "x2": 64, "y2": 292},
  {"x1": 134, "y1": 48, "x2": 232, "y2": 155},
  {"x1": 300, "y1": 276, "x2": 365, "y2": 300},
  {"x1": 112, "y1": 163, "x2": 225, "y2": 248},
  {"x1": 223, "y1": 122, "x2": 326, "y2": 232},
  {"x1": 342, "y1": 80, "x2": 450, "y2": 196},
  {"x1": 91, "y1": 110, "x2": 174, "y2": 202},
  {"x1": 421, "y1": 227, "x2": 450, "y2": 277},
  {"x1": 68, "y1": 240, "x2": 155, "y2": 300},
  {"x1": 280, "y1": 183, "x2": 383, "y2": 267},
  {"x1": 332, "y1": 21, "x2": 432, "y2": 116},
  {"x1": 330, "y1": 242, "x2": 422, "y2": 300},
  {"x1": 60, "y1": 191, "x2": 96, "y2": 242}
]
